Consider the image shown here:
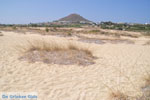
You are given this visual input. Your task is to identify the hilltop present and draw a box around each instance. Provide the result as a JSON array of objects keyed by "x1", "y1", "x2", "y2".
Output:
[
  {"x1": 58, "y1": 14, "x2": 90, "y2": 22},
  {"x1": 54, "y1": 13, "x2": 93, "y2": 25}
]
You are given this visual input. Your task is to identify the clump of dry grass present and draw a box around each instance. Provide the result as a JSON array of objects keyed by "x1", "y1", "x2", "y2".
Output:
[
  {"x1": 109, "y1": 91, "x2": 129, "y2": 100},
  {"x1": 137, "y1": 74, "x2": 150, "y2": 100},
  {"x1": 26, "y1": 40, "x2": 64, "y2": 52},
  {"x1": 142, "y1": 75, "x2": 150, "y2": 99},
  {"x1": 144, "y1": 41, "x2": 150, "y2": 45},
  {"x1": 0, "y1": 32, "x2": 3, "y2": 36},
  {"x1": 143, "y1": 75, "x2": 150, "y2": 86},
  {"x1": 18, "y1": 39, "x2": 97, "y2": 66},
  {"x1": 67, "y1": 42, "x2": 93, "y2": 56},
  {"x1": 67, "y1": 32, "x2": 72, "y2": 36}
]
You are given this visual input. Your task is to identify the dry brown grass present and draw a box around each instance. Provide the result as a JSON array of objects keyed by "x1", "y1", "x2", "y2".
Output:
[
  {"x1": 67, "y1": 42, "x2": 93, "y2": 56},
  {"x1": 139, "y1": 80, "x2": 150, "y2": 100},
  {"x1": 136, "y1": 73, "x2": 150, "y2": 100},
  {"x1": 18, "y1": 39, "x2": 97, "y2": 66},
  {"x1": 0, "y1": 32, "x2": 3, "y2": 36},
  {"x1": 109, "y1": 61, "x2": 150, "y2": 100},
  {"x1": 143, "y1": 75, "x2": 150, "y2": 86},
  {"x1": 21, "y1": 39, "x2": 92, "y2": 53},
  {"x1": 109, "y1": 91, "x2": 129, "y2": 100},
  {"x1": 26, "y1": 39, "x2": 64, "y2": 52},
  {"x1": 144, "y1": 41, "x2": 150, "y2": 45}
]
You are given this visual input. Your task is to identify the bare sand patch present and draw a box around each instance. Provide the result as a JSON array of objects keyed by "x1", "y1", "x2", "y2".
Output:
[
  {"x1": 78, "y1": 36, "x2": 134, "y2": 44},
  {"x1": 78, "y1": 37, "x2": 105, "y2": 44}
]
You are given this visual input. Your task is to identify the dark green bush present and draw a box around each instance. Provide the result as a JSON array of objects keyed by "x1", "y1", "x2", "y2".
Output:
[{"x1": 45, "y1": 28, "x2": 49, "y2": 32}]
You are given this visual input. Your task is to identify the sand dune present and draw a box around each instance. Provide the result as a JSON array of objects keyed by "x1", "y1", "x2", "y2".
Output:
[{"x1": 0, "y1": 31, "x2": 150, "y2": 100}]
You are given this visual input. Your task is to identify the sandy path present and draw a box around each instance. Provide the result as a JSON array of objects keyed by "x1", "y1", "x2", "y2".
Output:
[{"x1": 0, "y1": 31, "x2": 150, "y2": 100}]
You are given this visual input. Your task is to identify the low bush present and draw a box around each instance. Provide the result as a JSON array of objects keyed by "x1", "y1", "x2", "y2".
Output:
[{"x1": 45, "y1": 28, "x2": 49, "y2": 32}]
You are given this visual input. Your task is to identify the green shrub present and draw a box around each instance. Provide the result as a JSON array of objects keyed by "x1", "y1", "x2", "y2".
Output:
[
  {"x1": 45, "y1": 28, "x2": 49, "y2": 32},
  {"x1": 89, "y1": 30, "x2": 100, "y2": 33},
  {"x1": 12, "y1": 26, "x2": 17, "y2": 30}
]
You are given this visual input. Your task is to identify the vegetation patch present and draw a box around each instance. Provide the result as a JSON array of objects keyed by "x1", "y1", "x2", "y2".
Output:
[
  {"x1": 19, "y1": 40, "x2": 97, "y2": 66},
  {"x1": 45, "y1": 28, "x2": 49, "y2": 32},
  {"x1": 109, "y1": 91, "x2": 130, "y2": 100},
  {"x1": 0, "y1": 32, "x2": 3, "y2": 36},
  {"x1": 138, "y1": 75, "x2": 150, "y2": 100},
  {"x1": 144, "y1": 41, "x2": 150, "y2": 45},
  {"x1": 88, "y1": 30, "x2": 100, "y2": 33},
  {"x1": 100, "y1": 21, "x2": 150, "y2": 32}
]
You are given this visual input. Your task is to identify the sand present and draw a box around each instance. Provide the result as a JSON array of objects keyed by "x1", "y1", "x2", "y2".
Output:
[{"x1": 0, "y1": 31, "x2": 150, "y2": 100}]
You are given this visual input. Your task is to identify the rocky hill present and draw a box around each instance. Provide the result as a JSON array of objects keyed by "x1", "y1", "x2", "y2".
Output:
[{"x1": 58, "y1": 14, "x2": 91, "y2": 23}]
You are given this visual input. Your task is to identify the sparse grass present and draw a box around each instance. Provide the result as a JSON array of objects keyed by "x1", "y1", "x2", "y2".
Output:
[
  {"x1": 109, "y1": 91, "x2": 129, "y2": 100},
  {"x1": 144, "y1": 75, "x2": 150, "y2": 86},
  {"x1": 12, "y1": 26, "x2": 17, "y2": 30},
  {"x1": 18, "y1": 39, "x2": 96, "y2": 66},
  {"x1": 138, "y1": 74, "x2": 150, "y2": 100},
  {"x1": 20, "y1": 39, "x2": 64, "y2": 52},
  {"x1": 0, "y1": 32, "x2": 3, "y2": 36},
  {"x1": 67, "y1": 42, "x2": 93, "y2": 56},
  {"x1": 23, "y1": 39, "x2": 92, "y2": 55},
  {"x1": 144, "y1": 41, "x2": 150, "y2": 45},
  {"x1": 50, "y1": 27, "x2": 58, "y2": 32},
  {"x1": 142, "y1": 32, "x2": 150, "y2": 36},
  {"x1": 67, "y1": 32, "x2": 72, "y2": 36}
]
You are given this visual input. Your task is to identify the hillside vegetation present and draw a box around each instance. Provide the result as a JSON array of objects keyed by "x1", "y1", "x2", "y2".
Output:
[{"x1": 100, "y1": 21, "x2": 150, "y2": 35}]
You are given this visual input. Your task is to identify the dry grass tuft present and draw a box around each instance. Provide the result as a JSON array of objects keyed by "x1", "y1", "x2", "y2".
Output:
[
  {"x1": 109, "y1": 91, "x2": 129, "y2": 100},
  {"x1": 68, "y1": 43, "x2": 93, "y2": 56},
  {"x1": 144, "y1": 41, "x2": 150, "y2": 45},
  {"x1": 0, "y1": 32, "x2": 3, "y2": 36},
  {"x1": 29, "y1": 40, "x2": 62, "y2": 51},
  {"x1": 137, "y1": 74, "x2": 150, "y2": 100},
  {"x1": 143, "y1": 75, "x2": 150, "y2": 86},
  {"x1": 18, "y1": 39, "x2": 97, "y2": 66}
]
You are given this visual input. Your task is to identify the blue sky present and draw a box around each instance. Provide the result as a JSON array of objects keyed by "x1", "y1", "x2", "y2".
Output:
[{"x1": 0, "y1": 0, "x2": 150, "y2": 24}]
